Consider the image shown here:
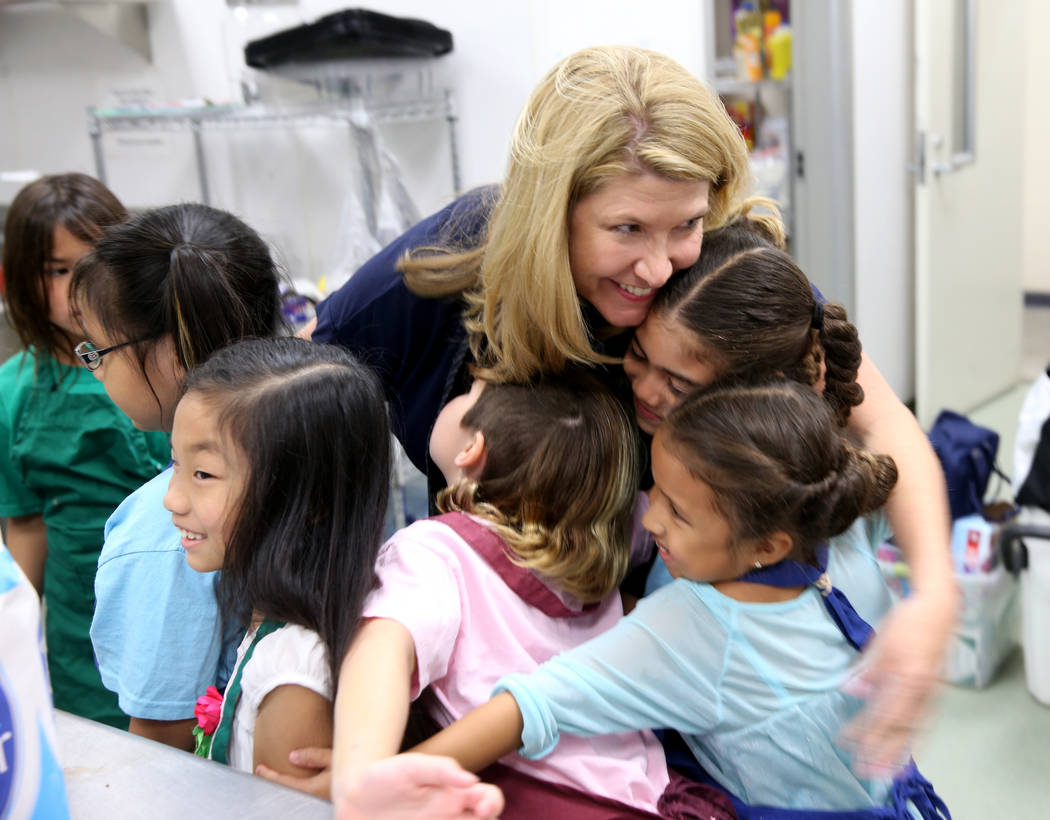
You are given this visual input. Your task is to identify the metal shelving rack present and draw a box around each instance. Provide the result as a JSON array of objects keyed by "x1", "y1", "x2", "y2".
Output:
[
  {"x1": 87, "y1": 94, "x2": 461, "y2": 206},
  {"x1": 87, "y1": 62, "x2": 462, "y2": 204}
]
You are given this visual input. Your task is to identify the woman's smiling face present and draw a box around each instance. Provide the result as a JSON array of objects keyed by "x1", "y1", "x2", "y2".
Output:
[{"x1": 568, "y1": 172, "x2": 710, "y2": 329}]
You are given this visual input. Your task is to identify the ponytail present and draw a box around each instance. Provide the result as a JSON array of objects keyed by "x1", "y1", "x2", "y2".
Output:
[
  {"x1": 815, "y1": 302, "x2": 864, "y2": 426},
  {"x1": 71, "y1": 203, "x2": 283, "y2": 375},
  {"x1": 796, "y1": 440, "x2": 898, "y2": 546},
  {"x1": 168, "y1": 243, "x2": 253, "y2": 371}
]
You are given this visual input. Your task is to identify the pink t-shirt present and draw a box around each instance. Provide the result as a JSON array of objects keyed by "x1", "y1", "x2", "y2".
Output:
[{"x1": 361, "y1": 502, "x2": 668, "y2": 813}]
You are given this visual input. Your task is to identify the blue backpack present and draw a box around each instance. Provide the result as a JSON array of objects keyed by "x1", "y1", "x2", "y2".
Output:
[{"x1": 928, "y1": 410, "x2": 1007, "y2": 521}]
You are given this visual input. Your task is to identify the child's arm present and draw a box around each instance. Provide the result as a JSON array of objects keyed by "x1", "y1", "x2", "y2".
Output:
[
  {"x1": 254, "y1": 684, "x2": 333, "y2": 776},
  {"x1": 846, "y1": 353, "x2": 959, "y2": 769},
  {"x1": 335, "y1": 754, "x2": 504, "y2": 820},
  {"x1": 421, "y1": 590, "x2": 719, "y2": 766},
  {"x1": 4, "y1": 513, "x2": 47, "y2": 594},
  {"x1": 331, "y1": 618, "x2": 416, "y2": 801},
  {"x1": 411, "y1": 691, "x2": 524, "y2": 771},
  {"x1": 129, "y1": 717, "x2": 197, "y2": 751}
]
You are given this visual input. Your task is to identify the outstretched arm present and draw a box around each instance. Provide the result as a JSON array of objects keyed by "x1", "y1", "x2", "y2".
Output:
[
  {"x1": 331, "y1": 618, "x2": 416, "y2": 805},
  {"x1": 424, "y1": 590, "x2": 718, "y2": 765},
  {"x1": 845, "y1": 352, "x2": 959, "y2": 772},
  {"x1": 411, "y1": 691, "x2": 524, "y2": 772}
]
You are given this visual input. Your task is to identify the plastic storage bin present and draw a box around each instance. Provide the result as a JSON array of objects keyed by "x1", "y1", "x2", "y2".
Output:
[{"x1": 879, "y1": 550, "x2": 1019, "y2": 688}]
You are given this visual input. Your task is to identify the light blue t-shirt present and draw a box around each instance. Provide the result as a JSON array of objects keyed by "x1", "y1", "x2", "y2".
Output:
[
  {"x1": 90, "y1": 467, "x2": 238, "y2": 720},
  {"x1": 498, "y1": 514, "x2": 900, "y2": 812}
]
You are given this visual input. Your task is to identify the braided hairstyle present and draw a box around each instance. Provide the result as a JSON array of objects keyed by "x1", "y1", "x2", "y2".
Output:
[
  {"x1": 651, "y1": 216, "x2": 863, "y2": 425},
  {"x1": 661, "y1": 381, "x2": 897, "y2": 563}
]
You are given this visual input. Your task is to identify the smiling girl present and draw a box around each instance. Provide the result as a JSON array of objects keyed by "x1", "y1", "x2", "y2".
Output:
[{"x1": 164, "y1": 338, "x2": 391, "y2": 776}]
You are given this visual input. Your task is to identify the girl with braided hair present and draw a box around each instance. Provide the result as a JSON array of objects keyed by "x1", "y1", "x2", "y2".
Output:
[{"x1": 622, "y1": 212, "x2": 862, "y2": 438}]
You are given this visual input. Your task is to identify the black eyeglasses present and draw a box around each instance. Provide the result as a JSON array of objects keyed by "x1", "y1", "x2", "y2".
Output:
[{"x1": 74, "y1": 339, "x2": 138, "y2": 371}]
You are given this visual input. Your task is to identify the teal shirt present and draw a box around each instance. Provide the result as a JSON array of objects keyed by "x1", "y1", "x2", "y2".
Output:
[{"x1": 0, "y1": 350, "x2": 169, "y2": 727}]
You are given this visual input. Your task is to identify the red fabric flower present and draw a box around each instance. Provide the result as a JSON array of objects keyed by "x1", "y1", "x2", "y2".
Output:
[{"x1": 194, "y1": 685, "x2": 224, "y2": 735}]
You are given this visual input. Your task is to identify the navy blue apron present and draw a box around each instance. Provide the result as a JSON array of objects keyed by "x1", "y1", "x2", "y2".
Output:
[{"x1": 659, "y1": 548, "x2": 951, "y2": 820}]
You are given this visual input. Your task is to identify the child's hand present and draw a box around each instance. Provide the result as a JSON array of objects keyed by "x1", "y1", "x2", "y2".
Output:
[
  {"x1": 840, "y1": 590, "x2": 956, "y2": 775},
  {"x1": 333, "y1": 754, "x2": 504, "y2": 820},
  {"x1": 255, "y1": 746, "x2": 332, "y2": 799}
]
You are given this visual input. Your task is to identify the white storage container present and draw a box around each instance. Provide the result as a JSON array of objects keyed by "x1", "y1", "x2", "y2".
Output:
[{"x1": 878, "y1": 553, "x2": 1019, "y2": 688}]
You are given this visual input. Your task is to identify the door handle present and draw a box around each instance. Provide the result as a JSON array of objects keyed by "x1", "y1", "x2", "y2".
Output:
[{"x1": 907, "y1": 131, "x2": 926, "y2": 185}]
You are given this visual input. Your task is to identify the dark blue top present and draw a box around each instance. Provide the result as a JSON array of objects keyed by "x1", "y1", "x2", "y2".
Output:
[
  {"x1": 314, "y1": 188, "x2": 496, "y2": 475},
  {"x1": 314, "y1": 186, "x2": 632, "y2": 484}
]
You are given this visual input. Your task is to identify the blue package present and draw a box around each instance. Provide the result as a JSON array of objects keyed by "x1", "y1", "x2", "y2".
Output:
[{"x1": 0, "y1": 546, "x2": 70, "y2": 820}]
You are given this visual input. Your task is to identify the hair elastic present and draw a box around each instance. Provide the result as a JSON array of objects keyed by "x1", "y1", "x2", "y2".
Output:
[{"x1": 810, "y1": 302, "x2": 825, "y2": 332}]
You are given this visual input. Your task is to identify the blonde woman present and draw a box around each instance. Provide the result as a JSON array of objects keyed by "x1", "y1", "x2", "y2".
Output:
[{"x1": 293, "y1": 45, "x2": 956, "y2": 793}]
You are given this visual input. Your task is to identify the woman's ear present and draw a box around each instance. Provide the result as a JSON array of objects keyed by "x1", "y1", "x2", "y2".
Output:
[
  {"x1": 754, "y1": 530, "x2": 794, "y2": 565},
  {"x1": 453, "y1": 431, "x2": 487, "y2": 478}
]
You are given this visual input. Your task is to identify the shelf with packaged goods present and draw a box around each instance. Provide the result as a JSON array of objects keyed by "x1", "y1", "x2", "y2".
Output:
[{"x1": 712, "y1": 75, "x2": 793, "y2": 98}]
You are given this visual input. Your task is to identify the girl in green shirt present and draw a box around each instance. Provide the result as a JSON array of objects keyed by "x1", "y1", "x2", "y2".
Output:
[{"x1": 0, "y1": 174, "x2": 170, "y2": 727}]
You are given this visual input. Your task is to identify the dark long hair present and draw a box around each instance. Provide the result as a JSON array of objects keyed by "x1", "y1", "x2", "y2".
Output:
[
  {"x1": 653, "y1": 217, "x2": 864, "y2": 425},
  {"x1": 183, "y1": 337, "x2": 391, "y2": 681},
  {"x1": 70, "y1": 203, "x2": 283, "y2": 412},
  {"x1": 662, "y1": 381, "x2": 897, "y2": 564},
  {"x1": 2, "y1": 173, "x2": 126, "y2": 360}
]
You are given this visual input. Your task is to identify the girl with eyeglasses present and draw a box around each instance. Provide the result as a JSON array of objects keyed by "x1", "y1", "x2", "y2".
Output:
[
  {"x1": 68, "y1": 203, "x2": 283, "y2": 750},
  {"x1": 0, "y1": 174, "x2": 170, "y2": 727}
]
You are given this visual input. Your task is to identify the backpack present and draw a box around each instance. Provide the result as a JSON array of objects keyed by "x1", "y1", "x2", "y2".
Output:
[{"x1": 928, "y1": 410, "x2": 1008, "y2": 521}]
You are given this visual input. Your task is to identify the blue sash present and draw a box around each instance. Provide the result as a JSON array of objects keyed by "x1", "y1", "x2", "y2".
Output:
[{"x1": 661, "y1": 548, "x2": 951, "y2": 820}]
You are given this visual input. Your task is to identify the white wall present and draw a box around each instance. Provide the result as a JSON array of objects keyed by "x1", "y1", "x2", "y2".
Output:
[
  {"x1": 850, "y1": 0, "x2": 913, "y2": 400},
  {"x1": 0, "y1": 0, "x2": 709, "y2": 283},
  {"x1": 0, "y1": 3, "x2": 166, "y2": 204},
  {"x1": 1023, "y1": 0, "x2": 1050, "y2": 295}
]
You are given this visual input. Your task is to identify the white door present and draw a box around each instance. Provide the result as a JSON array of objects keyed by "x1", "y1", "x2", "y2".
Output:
[{"x1": 913, "y1": 0, "x2": 1025, "y2": 427}]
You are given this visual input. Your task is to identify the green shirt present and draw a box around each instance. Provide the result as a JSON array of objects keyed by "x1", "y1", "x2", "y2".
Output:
[{"x1": 0, "y1": 349, "x2": 169, "y2": 727}]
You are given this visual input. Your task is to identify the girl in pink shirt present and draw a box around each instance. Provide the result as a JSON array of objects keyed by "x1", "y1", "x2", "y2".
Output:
[{"x1": 332, "y1": 370, "x2": 731, "y2": 820}]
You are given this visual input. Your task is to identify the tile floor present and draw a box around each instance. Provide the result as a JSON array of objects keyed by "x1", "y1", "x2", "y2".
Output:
[{"x1": 916, "y1": 303, "x2": 1050, "y2": 819}]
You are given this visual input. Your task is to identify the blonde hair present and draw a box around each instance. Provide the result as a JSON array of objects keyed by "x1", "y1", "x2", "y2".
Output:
[
  {"x1": 404, "y1": 45, "x2": 781, "y2": 383},
  {"x1": 435, "y1": 370, "x2": 640, "y2": 602}
]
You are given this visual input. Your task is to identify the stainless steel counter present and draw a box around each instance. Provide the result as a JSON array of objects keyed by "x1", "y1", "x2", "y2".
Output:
[{"x1": 56, "y1": 711, "x2": 330, "y2": 818}]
